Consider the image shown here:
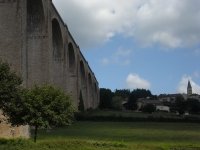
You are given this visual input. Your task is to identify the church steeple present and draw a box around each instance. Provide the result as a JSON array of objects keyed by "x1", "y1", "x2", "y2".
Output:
[{"x1": 187, "y1": 80, "x2": 192, "y2": 95}]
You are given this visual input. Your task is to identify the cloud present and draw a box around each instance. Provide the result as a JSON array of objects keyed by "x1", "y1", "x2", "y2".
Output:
[
  {"x1": 100, "y1": 48, "x2": 132, "y2": 66},
  {"x1": 126, "y1": 73, "x2": 151, "y2": 89},
  {"x1": 53, "y1": 0, "x2": 200, "y2": 49},
  {"x1": 177, "y1": 75, "x2": 200, "y2": 94},
  {"x1": 101, "y1": 58, "x2": 110, "y2": 65}
]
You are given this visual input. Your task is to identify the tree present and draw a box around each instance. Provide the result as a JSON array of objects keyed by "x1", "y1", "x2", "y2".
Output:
[
  {"x1": 99, "y1": 88, "x2": 113, "y2": 109},
  {"x1": 114, "y1": 89, "x2": 130, "y2": 99},
  {"x1": 111, "y1": 96, "x2": 124, "y2": 110},
  {"x1": 174, "y1": 95, "x2": 186, "y2": 115},
  {"x1": 3, "y1": 85, "x2": 74, "y2": 142},
  {"x1": 142, "y1": 104, "x2": 156, "y2": 114},
  {"x1": 0, "y1": 60, "x2": 22, "y2": 121},
  {"x1": 126, "y1": 89, "x2": 153, "y2": 110},
  {"x1": 186, "y1": 98, "x2": 200, "y2": 114}
]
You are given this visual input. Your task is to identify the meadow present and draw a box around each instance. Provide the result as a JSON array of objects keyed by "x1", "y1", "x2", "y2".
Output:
[{"x1": 1, "y1": 121, "x2": 200, "y2": 150}]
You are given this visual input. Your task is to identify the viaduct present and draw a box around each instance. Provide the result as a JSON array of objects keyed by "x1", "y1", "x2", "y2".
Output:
[{"x1": 0, "y1": 0, "x2": 99, "y2": 138}]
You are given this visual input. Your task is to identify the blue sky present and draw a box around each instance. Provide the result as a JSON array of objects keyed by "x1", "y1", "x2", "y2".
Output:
[{"x1": 53, "y1": 0, "x2": 200, "y2": 95}]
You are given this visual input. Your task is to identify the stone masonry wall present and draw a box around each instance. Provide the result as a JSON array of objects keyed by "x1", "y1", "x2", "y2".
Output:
[{"x1": 0, "y1": 0, "x2": 99, "y2": 138}]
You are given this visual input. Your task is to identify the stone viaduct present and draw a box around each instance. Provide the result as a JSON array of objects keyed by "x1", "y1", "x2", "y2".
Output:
[{"x1": 0, "y1": 0, "x2": 99, "y2": 138}]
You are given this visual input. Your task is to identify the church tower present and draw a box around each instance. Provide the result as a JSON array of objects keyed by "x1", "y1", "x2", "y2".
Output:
[{"x1": 187, "y1": 80, "x2": 192, "y2": 95}]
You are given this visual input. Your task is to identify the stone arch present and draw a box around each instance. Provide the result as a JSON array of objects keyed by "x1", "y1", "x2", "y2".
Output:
[
  {"x1": 94, "y1": 82, "x2": 98, "y2": 105},
  {"x1": 88, "y1": 73, "x2": 92, "y2": 89},
  {"x1": 80, "y1": 60, "x2": 86, "y2": 83},
  {"x1": 68, "y1": 43, "x2": 76, "y2": 73},
  {"x1": 94, "y1": 82, "x2": 97, "y2": 93},
  {"x1": 27, "y1": 0, "x2": 45, "y2": 33},
  {"x1": 52, "y1": 19, "x2": 63, "y2": 60},
  {"x1": 79, "y1": 60, "x2": 87, "y2": 109},
  {"x1": 88, "y1": 73, "x2": 93, "y2": 107},
  {"x1": 78, "y1": 90, "x2": 85, "y2": 111}
]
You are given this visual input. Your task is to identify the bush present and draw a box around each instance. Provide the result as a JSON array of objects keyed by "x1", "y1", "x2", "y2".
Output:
[
  {"x1": 111, "y1": 96, "x2": 123, "y2": 110},
  {"x1": 142, "y1": 104, "x2": 156, "y2": 114}
]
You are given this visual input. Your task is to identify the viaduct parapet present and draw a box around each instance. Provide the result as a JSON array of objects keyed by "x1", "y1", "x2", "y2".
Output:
[{"x1": 0, "y1": 0, "x2": 100, "y2": 138}]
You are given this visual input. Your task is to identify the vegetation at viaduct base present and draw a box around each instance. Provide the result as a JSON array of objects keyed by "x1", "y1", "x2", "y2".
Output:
[{"x1": 0, "y1": 61, "x2": 74, "y2": 142}]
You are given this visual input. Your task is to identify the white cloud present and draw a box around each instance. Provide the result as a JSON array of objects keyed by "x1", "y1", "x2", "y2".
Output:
[
  {"x1": 126, "y1": 73, "x2": 151, "y2": 89},
  {"x1": 177, "y1": 75, "x2": 200, "y2": 94},
  {"x1": 101, "y1": 58, "x2": 110, "y2": 65},
  {"x1": 53, "y1": 0, "x2": 200, "y2": 49},
  {"x1": 100, "y1": 48, "x2": 132, "y2": 66}
]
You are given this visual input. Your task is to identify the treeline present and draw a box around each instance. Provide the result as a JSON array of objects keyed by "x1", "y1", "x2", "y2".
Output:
[
  {"x1": 99, "y1": 88, "x2": 154, "y2": 110},
  {"x1": 172, "y1": 95, "x2": 200, "y2": 115},
  {"x1": 99, "y1": 88, "x2": 200, "y2": 115}
]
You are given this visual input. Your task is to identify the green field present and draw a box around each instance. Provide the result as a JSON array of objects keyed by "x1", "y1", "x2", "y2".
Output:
[{"x1": 1, "y1": 121, "x2": 200, "y2": 150}]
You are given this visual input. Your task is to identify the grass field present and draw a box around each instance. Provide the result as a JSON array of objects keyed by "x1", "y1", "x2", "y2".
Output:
[{"x1": 1, "y1": 121, "x2": 200, "y2": 150}]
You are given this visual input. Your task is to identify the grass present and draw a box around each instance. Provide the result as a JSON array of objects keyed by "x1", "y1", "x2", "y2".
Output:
[{"x1": 1, "y1": 121, "x2": 200, "y2": 150}]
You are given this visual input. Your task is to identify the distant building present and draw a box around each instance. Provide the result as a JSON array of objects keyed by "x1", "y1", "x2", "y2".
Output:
[
  {"x1": 187, "y1": 80, "x2": 192, "y2": 95},
  {"x1": 137, "y1": 98, "x2": 162, "y2": 111},
  {"x1": 156, "y1": 106, "x2": 170, "y2": 112}
]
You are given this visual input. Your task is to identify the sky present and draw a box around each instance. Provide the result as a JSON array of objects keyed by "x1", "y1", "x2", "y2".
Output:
[{"x1": 52, "y1": 0, "x2": 200, "y2": 95}]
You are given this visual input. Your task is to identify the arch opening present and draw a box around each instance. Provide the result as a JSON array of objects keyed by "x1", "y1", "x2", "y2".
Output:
[
  {"x1": 80, "y1": 61, "x2": 86, "y2": 82},
  {"x1": 52, "y1": 19, "x2": 63, "y2": 60},
  {"x1": 27, "y1": 0, "x2": 45, "y2": 33},
  {"x1": 88, "y1": 73, "x2": 92, "y2": 88},
  {"x1": 68, "y1": 43, "x2": 76, "y2": 72},
  {"x1": 78, "y1": 90, "x2": 85, "y2": 111}
]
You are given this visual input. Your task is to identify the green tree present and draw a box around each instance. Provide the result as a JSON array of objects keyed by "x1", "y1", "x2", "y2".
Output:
[
  {"x1": 126, "y1": 89, "x2": 152, "y2": 110},
  {"x1": 111, "y1": 96, "x2": 124, "y2": 110},
  {"x1": 0, "y1": 60, "x2": 22, "y2": 120},
  {"x1": 114, "y1": 89, "x2": 130, "y2": 99},
  {"x1": 3, "y1": 85, "x2": 74, "y2": 142},
  {"x1": 186, "y1": 98, "x2": 200, "y2": 114},
  {"x1": 142, "y1": 104, "x2": 156, "y2": 114},
  {"x1": 99, "y1": 88, "x2": 113, "y2": 109},
  {"x1": 174, "y1": 95, "x2": 186, "y2": 115}
]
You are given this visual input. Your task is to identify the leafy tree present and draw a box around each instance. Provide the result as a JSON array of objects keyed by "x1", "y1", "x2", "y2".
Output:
[
  {"x1": 142, "y1": 104, "x2": 156, "y2": 114},
  {"x1": 111, "y1": 96, "x2": 124, "y2": 110},
  {"x1": 174, "y1": 95, "x2": 186, "y2": 115},
  {"x1": 99, "y1": 88, "x2": 113, "y2": 109},
  {"x1": 0, "y1": 60, "x2": 22, "y2": 120},
  {"x1": 3, "y1": 84, "x2": 74, "y2": 142},
  {"x1": 126, "y1": 89, "x2": 152, "y2": 110},
  {"x1": 186, "y1": 98, "x2": 200, "y2": 114},
  {"x1": 114, "y1": 89, "x2": 130, "y2": 99}
]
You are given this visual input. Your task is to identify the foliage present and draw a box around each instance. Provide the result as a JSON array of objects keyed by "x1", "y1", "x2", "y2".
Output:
[
  {"x1": 0, "y1": 60, "x2": 22, "y2": 116},
  {"x1": 2, "y1": 84, "x2": 74, "y2": 142},
  {"x1": 186, "y1": 98, "x2": 200, "y2": 114},
  {"x1": 99, "y1": 88, "x2": 113, "y2": 109},
  {"x1": 111, "y1": 96, "x2": 124, "y2": 110},
  {"x1": 174, "y1": 95, "x2": 186, "y2": 115},
  {"x1": 114, "y1": 89, "x2": 130, "y2": 99},
  {"x1": 142, "y1": 104, "x2": 156, "y2": 114},
  {"x1": 126, "y1": 89, "x2": 153, "y2": 110},
  {"x1": 100, "y1": 88, "x2": 154, "y2": 110}
]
